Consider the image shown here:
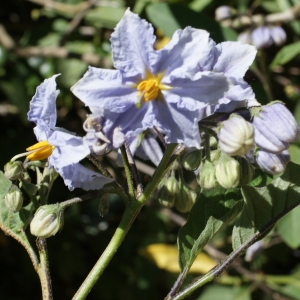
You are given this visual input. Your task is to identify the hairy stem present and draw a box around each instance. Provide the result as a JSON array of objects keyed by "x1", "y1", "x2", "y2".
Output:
[{"x1": 72, "y1": 144, "x2": 183, "y2": 300}]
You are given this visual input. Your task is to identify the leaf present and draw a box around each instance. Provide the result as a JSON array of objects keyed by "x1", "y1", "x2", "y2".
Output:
[
  {"x1": 289, "y1": 144, "x2": 300, "y2": 165},
  {"x1": 178, "y1": 187, "x2": 243, "y2": 271},
  {"x1": 277, "y1": 205, "x2": 300, "y2": 248},
  {"x1": 197, "y1": 285, "x2": 251, "y2": 300},
  {"x1": 146, "y1": 3, "x2": 237, "y2": 43},
  {"x1": 189, "y1": 0, "x2": 212, "y2": 12},
  {"x1": 0, "y1": 172, "x2": 34, "y2": 245},
  {"x1": 84, "y1": 6, "x2": 126, "y2": 29},
  {"x1": 270, "y1": 41, "x2": 300, "y2": 69},
  {"x1": 232, "y1": 162, "x2": 300, "y2": 250},
  {"x1": 139, "y1": 243, "x2": 216, "y2": 274}
]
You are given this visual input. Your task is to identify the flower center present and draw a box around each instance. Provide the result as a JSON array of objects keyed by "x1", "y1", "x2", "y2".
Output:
[
  {"x1": 137, "y1": 79, "x2": 159, "y2": 102},
  {"x1": 26, "y1": 140, "x2": 55, "y2": 161},
  {"x1": 135, "y1": 70, "x2": 171, "y2": 108}
]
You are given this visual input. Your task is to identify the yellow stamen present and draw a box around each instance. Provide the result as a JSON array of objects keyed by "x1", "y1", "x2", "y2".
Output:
[
  {"x1": 26, "y1": 140, "x2": 55, "y2": 161},
  {"x1": 136, "y1": 70, "x2": 171, "y2": 104}
]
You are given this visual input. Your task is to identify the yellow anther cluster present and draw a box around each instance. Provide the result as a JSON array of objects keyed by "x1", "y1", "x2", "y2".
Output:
[
  {"x1": 137, "y1": 79, "x2": 160, "y2": 102},
  {"x1": 26, "y1": 140, "x2": 55, "y2": 161}
]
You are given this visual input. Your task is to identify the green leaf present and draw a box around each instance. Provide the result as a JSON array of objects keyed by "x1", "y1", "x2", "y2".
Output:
[
  {"x1": 232, "y1": 162, "x2": 300, "y2": 250},
  {"x1": 0, "y1": 172, "x2": 34, "y2": 246},
  {"x1": 189, "y1": 0, "x2": 212, "y2": 12},
  {"x1": 270, "y1": 41, "x2": 300, "y2": 69},
  {"x1": 178, "y1": 187, "x2": 243, "y2": 271},
  {"x1": 146, "y1": 3, "x2": 237, "y2": 43},
  {"x1": 289, "y1": 144, "x2": 300, "y2": 165},
  {"x1": 84, "y1": 6, "x2": 126, "y2": 29},
  {"x1": 197, "y1": 285, "x2": 251, "y2": 300},
  {"x1": 277, "y1": 205, "x2": 300, "y2": 248}
]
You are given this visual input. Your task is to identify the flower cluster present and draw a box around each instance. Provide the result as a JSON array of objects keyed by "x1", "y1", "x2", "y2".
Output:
[{"x1": 238, "y1": 26, "x2": 287, "y2": 49}]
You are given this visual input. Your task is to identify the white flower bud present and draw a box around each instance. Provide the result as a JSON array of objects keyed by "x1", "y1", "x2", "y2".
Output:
[
  {"x1": 30, "y1": 204, "x2": 64, "y2": 238},
  {"x1": 215, "y1": 156, "x2": 240, "y2": 189},
  {"x1": 218, "y1": 114, "x2": 254, "y2": 156},
  {"x1": 4, "y1": 185, "x2": 23, "y2": 213},
  {"x1": 215, "y1": 6, "x2": 232, "y2": 21},
  {"x1": 4, "y1": 161, "x2": 24, "y2": 181},
  {"x1": 197, "y1": 161, "x2": 217, "y2": 189}
]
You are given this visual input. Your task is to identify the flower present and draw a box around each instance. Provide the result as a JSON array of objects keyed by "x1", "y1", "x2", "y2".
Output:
[
  {"x1": 27, "y1": 75, "x2": 113, "y2": 190},
  {"x1": 71, "y1": 9, "x2": 238, "y2": 150}
]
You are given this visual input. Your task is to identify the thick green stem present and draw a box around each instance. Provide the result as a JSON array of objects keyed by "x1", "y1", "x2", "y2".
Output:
[
  {"x1": 36, "y1": 238, "x2": 53, "y2": 300},
  {"x1": 72, "y1": 144, "x2": 182, "y2": 300}
]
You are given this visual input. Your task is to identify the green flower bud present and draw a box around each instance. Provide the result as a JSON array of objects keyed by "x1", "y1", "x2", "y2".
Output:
[
  {"x1": 197, "y1": 161, "x2": 217, "y2": 189},
  {"x1": 218, "y1": 114, "x2": 254, "y2": 156},
  {"x1": 174, "y1": 183, "x2": 197, "y2": 213},
  {"x1": 164, "y1": 176, "x2": 180, "y2": 195},
  {"x1": 181, "y1": 149, "x2": 202, "y2": 171},
  {"x1": 4, "y1": 161, "x2": 24, "y2": 181},
  {"x1": 210, "y1": 149, "x2": 221, "y2": 163},
  {"x1": 30, "y1": 204, "x2": 64, "y2": 238},
  {"x1": 215, "y1": 156, "x2": 240, "y2": 189},
  {"x1": 158, "y1": 185, "x2": 175, "y2": 208},
  {"x1": 237, "y1": 157, "x2": 254, "y2": 186},
  {"x1": 4, "y1": 185, "x2": 23, "y2": 213}
]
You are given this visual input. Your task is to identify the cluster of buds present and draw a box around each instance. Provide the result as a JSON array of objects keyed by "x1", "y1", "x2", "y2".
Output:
[
  {"x1": 238, "y1": 26, "x2": 286, "y2": 49},
  {"x1": 216, "y1": 101, "x2": 299, "y2": 175},
  {"x1": 215, "y1": 5, "x2": 287, "y2": 49},
  {"x1": 158, "y1": 172, "x2": 197, "y2": 213}
]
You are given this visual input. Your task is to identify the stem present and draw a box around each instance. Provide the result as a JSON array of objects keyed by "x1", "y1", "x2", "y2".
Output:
[
  {"x1": 120, "y1": 145, "x2": 136, "y2": 200},
  {"x1": 124, "y1": 143, "x2": 143, "y2": 197},
  {"x1": 36, "y1": 238, "x2": 53, "y2": 300},
  {"x1": 88, "y1": 153, "x2": 130, "y2": 204},
  {"x1": 167, "y1": 202, "x2": 297, "y2": 300},
  {"x1": 72, "y1": 144, "x2": 183, "y2": 300}
]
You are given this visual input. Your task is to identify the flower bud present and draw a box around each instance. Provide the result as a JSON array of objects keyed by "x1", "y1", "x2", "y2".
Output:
[
  {"x1": 4, "y1": 185, "x2": 23, "y2": 213},
  {"x1": 197, "y1": 161, "x2": 217, "y2": 189},
  {"x1": 251, "y1": 102, "x2": 299, "y2": 153},
  {"x1": 181, "y1": 149, "x2": 202, "y2": 171},
  {"x1": 30, "y1": 204, "x2": 64, "y2": 238},
  {"x1": 238, "y1": 31, "x2": 252, "y2": 45},
  {"x1": 164, "y1": 176, "x2": 180, "y2": 195},
  {"x1": 252, "y1": 26, "x2": 272, "y2": 49},
  {"x1": 215, "y1": 156, "x2": 240, "y2": 189},
  {"x1": 215, "y1": 6, "x2": 232, "y2": 21},
  {"x1": 158, "y1": 185, "x2": 175, "y2": 208},
  {"x1": 256, "y1": 149, "x2": 290, "y2": 175},
  {"x1": 174, "y1": 183, "x2": 197, "y2": 213},
  {"x1": 4, "y1": 161, "x2": 24, "y2": 181},
  {"x1": 270, "y1": 26, "x2": 286, "y2": 46},
  {"x1": 218, "y1": 114, "x2": 254, "y2": 156}
]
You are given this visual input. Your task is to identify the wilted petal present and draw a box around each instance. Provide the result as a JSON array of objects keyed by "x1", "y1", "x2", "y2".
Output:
[
  {"x1": 137, "y1": 135, "x2": 163, "y2": 166},
  {"x1": 28, "y1": 74, "x2": 60, "y2": 128},
  {"x1": 58, "y1": 164, "x2": 114, "y2": 191}
]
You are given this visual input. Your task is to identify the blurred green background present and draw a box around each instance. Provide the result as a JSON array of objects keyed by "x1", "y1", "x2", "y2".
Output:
[{"x1": 1, "y1": 0, "x2": 300, "y2": 299}]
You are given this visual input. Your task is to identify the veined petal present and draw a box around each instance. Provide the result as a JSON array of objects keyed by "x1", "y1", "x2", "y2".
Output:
[
  {"x1": 169, "y1": 72, "x2": 230, "y2": 105},
  {"x1": 155, "y1": 27, "x2": 214, "y2": 79},
  {"x1": 213, "y1": 42, "x2": 256, "y2": 77},
  {"x1": 110, "y1": 9, "x2": 158, "y2": 77},
  {"x1": 154, "y1": 101, "x2": 201, "y2": 148},
  {"x1": 138, "y1": 135, "x2": 163, "y2": 166},
  {"x1": 71, "y1": 67, "x2": 136, "y2": 113},
  {"x1": 58, "y1": 164, "x2": 114, "y2": 191},
  {"x1": 47, "y1": 130, "x2": 90, "y2": 168},
  {"x1": 28, "y1": 74, "x2": 60, "y2": 128}
]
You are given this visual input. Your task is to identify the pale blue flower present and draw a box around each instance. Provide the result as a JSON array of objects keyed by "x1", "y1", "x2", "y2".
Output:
[
  {"x1": 71, "y1": 9, "x2": 234, "y2": 149},
  {"x1": 28, "y1": 75, "x2": 113, "y2": 191}
]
